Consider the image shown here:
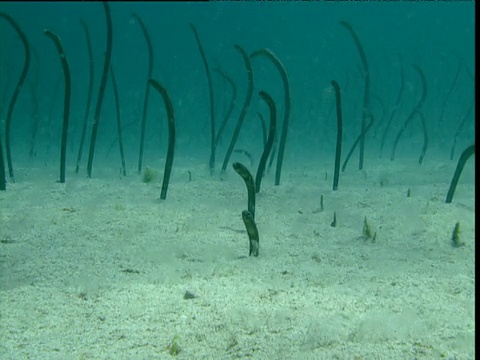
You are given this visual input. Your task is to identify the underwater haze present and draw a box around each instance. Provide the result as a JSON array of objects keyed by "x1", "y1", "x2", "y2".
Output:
[{"x1": 0, "y1": 2, "x2": 475, "y2": 359}]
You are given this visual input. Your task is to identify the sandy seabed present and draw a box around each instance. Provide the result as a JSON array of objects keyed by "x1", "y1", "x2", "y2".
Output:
[{"x1": 0, "y1": 156, "x2": 475, "y2": 359}]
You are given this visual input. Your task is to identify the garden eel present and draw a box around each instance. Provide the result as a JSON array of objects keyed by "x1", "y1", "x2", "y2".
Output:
[
  {"x1": 255, "y1": 90, "x2": 277, "y2": 193},
  {"x1": 133, "y1": 13, "x2": 154, "y2": 175},
  {"x1": 75, "y1": 19, "x2": 94, "y2": 174},
  {"x1": 149, "y1": 79, "x2": 176, "y2": 200},
  {"x1": 242, "y1": 210, "x2": 259, "y2": 257},
  {"x1": 0, "y1": 12, "x2": 31, "y2": 182},
  {"x1": 390, "y1": 64, "x2": 427, "y2": 161},
  {"x1": 446, "y1": 144, "x2": 474, "y2": 204},
  {"x1": 250, "y1": 48, "x2": 291, "y2": 186},
  {"x1": 190, "y1": 23, "x2": 216, "y2": 173},
  {"x1": 331, "y1": 80, "x2": 342, "y2": 190},
  {"x1": 341, "y1": 111, "x2": 374, "y2": 172},
  {"x1": 221, "y1": 45, "x2": 253, "y2": 174},
  {"x1": 232, "y1": 162, "x2": 255, "y2": 219},
  {"x1": 87, "y1": 1, "x2": 112, "y2": 178},
  {"x1": 340, "y1": 20, "x2": 370, "y2": 170},
  {"x1": 44, "y1": 29, "x2": 71, "y2": 184}
]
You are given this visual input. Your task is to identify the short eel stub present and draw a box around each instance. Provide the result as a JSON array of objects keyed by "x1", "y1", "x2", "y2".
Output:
[{"x1": 242, "y1": 210, "x2": 259, "y2": 257}]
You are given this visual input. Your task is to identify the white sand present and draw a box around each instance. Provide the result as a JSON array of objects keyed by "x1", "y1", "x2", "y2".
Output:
[{"x1": 0, "y1": 156, "x2": 474, "y2": 359}]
